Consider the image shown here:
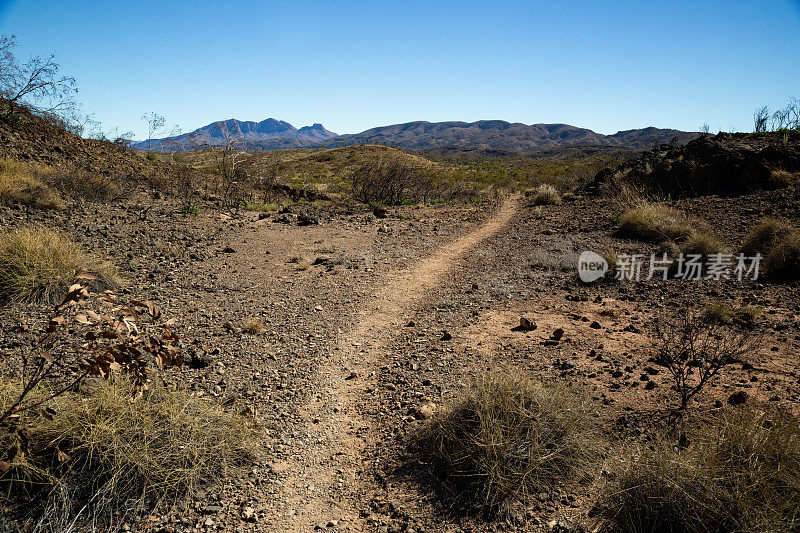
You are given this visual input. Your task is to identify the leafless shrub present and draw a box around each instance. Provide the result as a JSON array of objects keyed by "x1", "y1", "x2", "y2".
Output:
[
  {"x1": 754, "y1": 105, "x2": 770, "y2": 133},
  {"x1": 0, "y1": 285, "x2": 254, "y2": 528},
  {"x1": 0, "y1": 34, "x2": 78, "y2": 122},
  {"x1": 651, "y1": 310, "x2": 762, "y2": 409}
]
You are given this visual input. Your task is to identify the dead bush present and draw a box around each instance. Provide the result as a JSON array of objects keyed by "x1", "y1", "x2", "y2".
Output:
[
  {"x1": 0, "y1": 159, "x2": 63, "y2": 209},
  {"x1": 651, "y1": 309, "x2": 762, "y2": 409},
  {"x1": 0, "y1": 284, "x2": 255, "y2": 529},
  {"x1": 0, "y1": 225, "x2": 118, "y2": 303},
  {"x1": 678, "y1": 230, "x2": 727, "y2": 257},
  {"x1": 410, "y1": 372, "x2": 595, "y2": 517},
  {"x1": 242, "y1": 318, "x2": 265, "y2": 335},
  {"x1": 49, "y1": 165, "x2": 128, "y2": 202},
  {"x1": 351, "y1": 152, "x2": 459, "y2": 205},
  {"x1": 599, "y1": 406, "x2": 800, "y2": 533}
]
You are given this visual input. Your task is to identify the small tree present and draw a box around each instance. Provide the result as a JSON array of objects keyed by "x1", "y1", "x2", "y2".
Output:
[
  {"x1": 0, "y1": 34, "x2": 77, "y2": 120},
  {"x1": 652, "y1": 309, "x2": 762, "y2": 409}
]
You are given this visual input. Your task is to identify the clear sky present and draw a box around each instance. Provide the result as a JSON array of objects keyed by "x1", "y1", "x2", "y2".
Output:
[{"x1": 1, "y1": 0, "x2": 798, "y2": 140}]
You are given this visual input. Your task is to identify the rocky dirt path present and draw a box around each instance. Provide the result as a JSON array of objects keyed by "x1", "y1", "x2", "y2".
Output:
[{"x1": 272, "y1": 194, "x2": 520, "y2": 531}]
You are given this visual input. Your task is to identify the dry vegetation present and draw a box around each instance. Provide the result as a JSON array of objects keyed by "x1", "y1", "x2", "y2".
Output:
[
  {"x1": 0, "y1": 377, "x2": 255, "y2": 529},
  {"x1": 600, "y1": 406, "x2": 800, "y2": 533},
  {"x1": 411, "y1": 373, "x2": 595, "y2": 517},
  {"x1": 616, "y1": 202, "x2": 693, "y2": 242},
  {"x1": 0, "y1": 159, "x2": 63, "y2": 209},
  {"x1": 529, "y1": 184, "x2": 562, "y2": 205},
  {"x1": 741, "y1": 218, "x2": 800, "y2": 280},
  {"x1": 0, "y1": 225, "x2": 118, "y2": 303}
]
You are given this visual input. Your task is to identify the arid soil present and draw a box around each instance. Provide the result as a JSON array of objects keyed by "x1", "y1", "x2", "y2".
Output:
[{"x1": 2, "y1": 182, "x2": 799, "y2": 531}]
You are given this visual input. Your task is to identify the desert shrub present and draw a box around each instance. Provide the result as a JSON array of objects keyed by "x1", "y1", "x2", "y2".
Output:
[
  {"x1": 350, "y1": 152, "x2": 465, "y2": 205},
  {"x1": 0, "y1": 225, "x2": 118, "y2": 303},
  {"x1": 0, "y1": 377, "x2": 255, "y2": 528},
  {"x1": 740, "y1": 218, "x2": 795, "y2": 256},
  {"x1": 652, "y1": 309, "x2": 761, "y2": 409},
  {"x1": 703, "y1": 301, "x2": 761, "y2": 327},
  {"x1": 49, "y1": 165, "x2": 126, "y2": 202},
  {"x1": 678, "y1": 230, "x2": 727, "y2": 257},
  {"x1": 599, "y1": 406, "x2": 800, "y2": 533},
  {"x1": 741, "y1": 218, "x2": 800, "y2": 280},
  {"x1": 617, "y1": 203, "x2": 693, "y2": 242},
  {"x1": 410, "y1": 372, "x2": 595, "y2": 517},
  {"x1": 530, "y1": 184, "x2": 562, "y2": 205},
  {"x1": 769, "y1": 169, "x2": 799, "y2": 188},
  {"x1": 0, "y1": 159, "x2": 63, "y2": 209},
  {"x1": 763, "y1": 232, "x2": 800, "y2": 280}
]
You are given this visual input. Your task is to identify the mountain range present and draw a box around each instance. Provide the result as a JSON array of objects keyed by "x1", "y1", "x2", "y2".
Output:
[{"x1": 136, "y1": 118, "x2": 698, "y2": 153}]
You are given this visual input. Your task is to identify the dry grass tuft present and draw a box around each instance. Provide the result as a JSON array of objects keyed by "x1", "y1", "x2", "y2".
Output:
[
  {"x1": 599, "y1": 406, "x2": 800, "y2": 533},
  {"x1": 617, "y1": 202, "x2": 693, "y2": 243},
  {"x1": 703, "y1": 300, "x2": 760, "y2": 327},
  {"x1": 0, "y1": 377, "x2": 256, "y2": 528},
  {"x1": 0, "y1": 159, "x2": 63, "y2": 209},
  {"x1": 679, "y1": 230, "x2": 727, "y2": 257},
  {"x1": 410, "y1": 372, "x2": 595, "y2": 517},
  {"x1": 769, "y1": 169, "x2": 799, "y2": 188},
  {"x1": 242, "y1": 318, "x2": 265, "y2": 335},
  {"x1": 0, "y1": 225, "x2": 118, "y2": 303},
  {"x1": 741, "y1": 218, "x2": 800, "y2": 280},
  {"x1": 530, "y1": 184, "x2": 562, "y2": 206}
]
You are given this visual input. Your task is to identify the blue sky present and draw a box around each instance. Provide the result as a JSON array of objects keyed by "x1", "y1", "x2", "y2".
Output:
[{"x1": 1, "y1": 0, "x2": 798, "y2": 140}]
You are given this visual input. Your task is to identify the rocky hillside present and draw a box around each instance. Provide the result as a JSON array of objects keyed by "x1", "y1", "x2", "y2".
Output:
[
  {"x1": 587, "y1": 130, "x2": 800, "y2": 197},
  {"x1": 0, "y1": 101, "x2": 170, "y2": 179}
]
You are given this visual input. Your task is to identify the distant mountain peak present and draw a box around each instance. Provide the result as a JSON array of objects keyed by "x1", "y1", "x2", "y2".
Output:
[
  {"x1": 134, "y1": 117, "x2": 696, "y2": 153},
  {"x1": 134, "y1": 118, "x2": 338, "y2": 152}
]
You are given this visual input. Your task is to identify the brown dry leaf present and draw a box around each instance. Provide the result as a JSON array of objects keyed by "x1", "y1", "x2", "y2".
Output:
[
  {"x1": 56, "y1": 447, "x2": 71, "y2": 462},
  {"x1": 74, "y1": 314, "x2": 91, "y2": 325},
  {"x1": 0, "y1": 461, "x2": 10, "y2": 473},
  {"x1": 75, "y1": 271, "x2": 98, "y2": 280}
]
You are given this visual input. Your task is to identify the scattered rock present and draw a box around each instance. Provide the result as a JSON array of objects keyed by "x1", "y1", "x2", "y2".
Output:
[
  {"x1": 512, "y1": 315, "x2": 537, "y2": 331},
  {"x1": 728, "y1": 391, "x2": 749, "y2": 405}
]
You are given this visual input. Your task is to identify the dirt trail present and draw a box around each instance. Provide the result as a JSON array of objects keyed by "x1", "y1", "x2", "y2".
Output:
[{"x1": 273, "y1": 194, "x2": 520, "y2": 531}]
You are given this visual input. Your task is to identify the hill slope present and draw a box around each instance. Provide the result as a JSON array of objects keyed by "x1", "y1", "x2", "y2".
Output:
[{"x1": 328, "y1": 121, "x2": 698, "y2": 152}]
